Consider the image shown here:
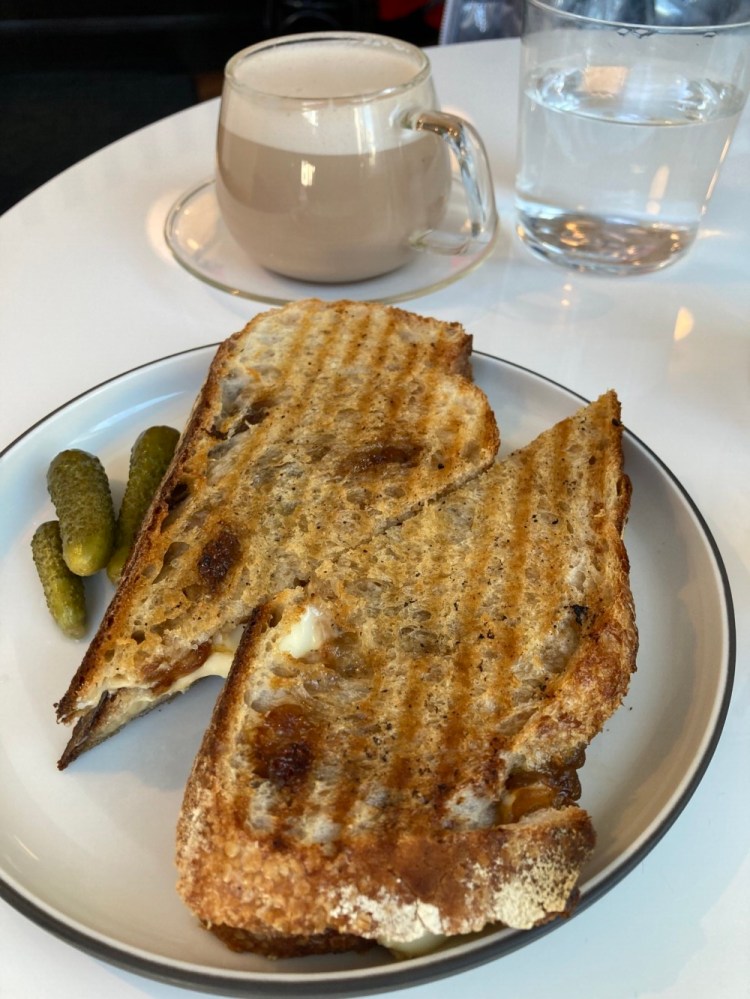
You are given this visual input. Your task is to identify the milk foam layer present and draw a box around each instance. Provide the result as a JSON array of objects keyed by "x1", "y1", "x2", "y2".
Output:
[
  {"x1": 234, "y1": 41, "x2": 419, "y2": 98},
  {"x1": 222, "y1": 39, "x2": 436, "y2": 153}
]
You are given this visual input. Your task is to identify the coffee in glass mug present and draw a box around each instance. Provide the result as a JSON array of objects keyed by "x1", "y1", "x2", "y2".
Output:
[{"x1": 216, "y1": 32, "x2": 497, "y2": 283}]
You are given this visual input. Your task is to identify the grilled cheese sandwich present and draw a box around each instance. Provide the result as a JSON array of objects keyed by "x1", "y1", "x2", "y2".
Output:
[{"x1": 175, "y1": 391, "x2": 637, "y2": 957}]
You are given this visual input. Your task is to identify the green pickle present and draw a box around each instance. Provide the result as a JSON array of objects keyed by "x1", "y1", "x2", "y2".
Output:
[
  {"x1": 47, "y1": 448, "x2": 116, "y2": 576},
  {"x1": 31, "y1": 521, "x2": 87, "y2": 638},
  {"x1": 107, "y1": 425, "x2": 180, "y2": 584}
]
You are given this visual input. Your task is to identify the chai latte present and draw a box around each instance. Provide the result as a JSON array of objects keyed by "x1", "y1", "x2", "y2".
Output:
[{"x1": 216, "y1": 37, "x2": 452, "y2": 282}]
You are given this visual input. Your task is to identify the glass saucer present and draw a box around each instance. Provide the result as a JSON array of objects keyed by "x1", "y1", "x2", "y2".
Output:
[{"x1": 164, "y1": 178, "x2": 499, "y2": 306}]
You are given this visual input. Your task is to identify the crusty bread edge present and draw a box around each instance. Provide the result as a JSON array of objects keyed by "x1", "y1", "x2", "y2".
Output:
[{"x1": 509, "y1": 393, "x2": 637, "y2": 771}]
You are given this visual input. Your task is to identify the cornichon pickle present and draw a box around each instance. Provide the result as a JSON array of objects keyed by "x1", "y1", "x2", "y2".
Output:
[
  {"x1": 31, "y1": 521, "x2": 87, "y2": 638},
  {"x1": 107, "y1": 425, "x2": 180, "y2": 584},
  {"x1": 47, "y1": 448, "x2": 115, "y2": 576}
]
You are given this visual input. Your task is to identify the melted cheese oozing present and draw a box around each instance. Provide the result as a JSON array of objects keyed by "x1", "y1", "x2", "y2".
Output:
[
  {"x1": 379, "y1": 931, "x2": 446, "y2": 958},
  {"x1": 111, "y1": 626, "x2": 244, "y2": 728},
  {"x1": 167, "y1": 626, "x2": 244, "y2": 695},
  {"x1": 168, "y1": 649, "x2": 232, "y2": 695},
  {"x1": 277, "y1": 605, "x2": 330, "y2": 658}
]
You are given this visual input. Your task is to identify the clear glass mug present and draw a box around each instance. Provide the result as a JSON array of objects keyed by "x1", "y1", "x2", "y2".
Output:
[
  {"x1": 514, "y1": 0, "x2": 750, "y2": 274},
  {"x1": 215, "y1": 31, "x2": 497, "y2": 284}
]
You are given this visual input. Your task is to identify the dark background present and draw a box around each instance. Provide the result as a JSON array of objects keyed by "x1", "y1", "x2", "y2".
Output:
[{"x1": 0, "y1": 1, "x2": 442, "y2": 214}]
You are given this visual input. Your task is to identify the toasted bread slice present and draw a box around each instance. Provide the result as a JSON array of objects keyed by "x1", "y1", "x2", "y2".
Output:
[
  {"x1": 175, "y1": 391, "x2": 637, "y2": 954},
  {"x1": 55, "y1": 299, "x2": 499, "y2": 767}
]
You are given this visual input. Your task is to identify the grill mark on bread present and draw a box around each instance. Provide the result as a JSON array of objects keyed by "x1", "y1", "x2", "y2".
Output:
[
  {"x1": 495, "y1": 417, "x2": 575, "y2": 721},
  {"x1": 507, "y1": 407, "x2": 610, "y2": 710},
  {"x1": 310, "y1": 621, "x2": 390, "y2": 838},
  {"x1": 373, "y1": 504, "x2": 459, "y2": 828},
  {"x1": 483, "y1": 419, "x2": 578, "y2": 781},
  {"x1": 330, "y1": 310, "x2": 427, "y2": 498},
  {"x1": 496, "y1": 453, "x2": 545, "y2": 669},
  {"x1": 225, "y1": 307, "x2": 372, "y2": 580},
  {"x1": 332, "y1": 646, "x2": 406, "y2": 834},
  {"x1": 532, "y1": 415, "x2": 574, "y2": 626},
  {"x1": 279, "y1": 306, "x2": 400, "y2": 546},
  {"x1": 431, "y1": 462, "x2": 524, "y2": 817}
]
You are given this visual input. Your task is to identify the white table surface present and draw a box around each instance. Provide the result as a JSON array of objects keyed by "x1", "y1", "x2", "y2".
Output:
[{"x1": 1, "y1": 37, "x2": 749, "y2": 999}]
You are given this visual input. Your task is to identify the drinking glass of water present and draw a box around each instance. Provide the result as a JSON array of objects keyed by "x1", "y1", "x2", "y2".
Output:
[{"x1": 514, "y1": 0, "x2": 750, "y2": 274}]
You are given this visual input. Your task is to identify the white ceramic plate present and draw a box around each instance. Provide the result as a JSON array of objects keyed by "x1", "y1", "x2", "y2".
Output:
[{"x1": 0, "y1": 348, "x2": 734, "y2": 997}]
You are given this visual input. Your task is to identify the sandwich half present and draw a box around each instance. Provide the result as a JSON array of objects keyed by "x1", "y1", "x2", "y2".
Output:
[
  {"x1": 55, "y1": 299, "x2": 499, "y2": 767},
  {"x1": 175, "y1": 391, "x2": 638, "y2": 957}
]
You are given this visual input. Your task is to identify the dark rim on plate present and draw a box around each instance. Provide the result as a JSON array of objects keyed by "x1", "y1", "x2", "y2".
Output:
[{"x1": 0, "y1": 346, "x2": 736, "y2": 997}]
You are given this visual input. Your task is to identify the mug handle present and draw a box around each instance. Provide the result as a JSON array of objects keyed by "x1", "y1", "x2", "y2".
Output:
[{"x1": 402, "y1": 108, "x2": 498, "y2": 254}]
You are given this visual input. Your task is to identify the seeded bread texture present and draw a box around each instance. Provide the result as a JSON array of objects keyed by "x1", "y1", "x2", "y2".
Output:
[
  {"x1": 55, "y1": 299, "x2": 499, "y2": 767},
  {"x1": 176, "y1": 391, "x2": 637, "y2": 953}
]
